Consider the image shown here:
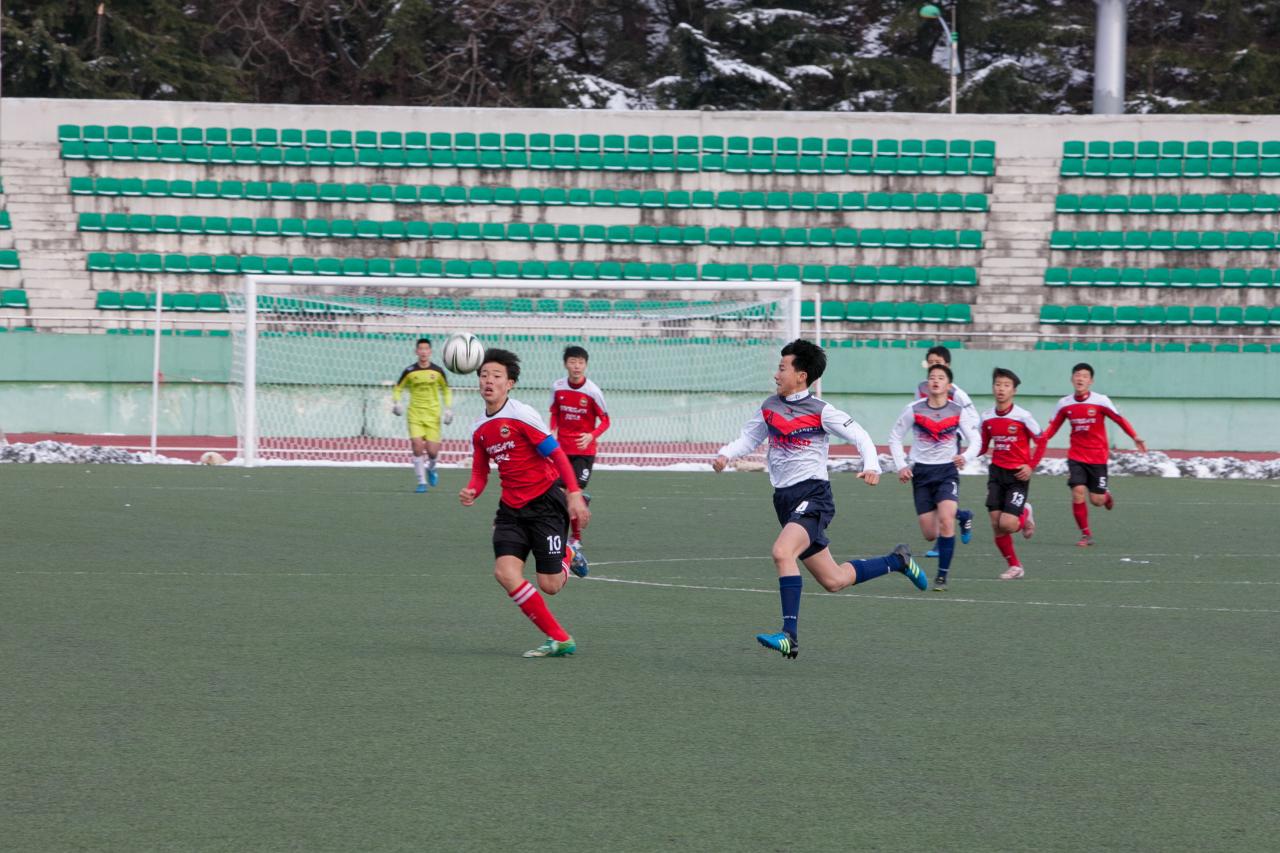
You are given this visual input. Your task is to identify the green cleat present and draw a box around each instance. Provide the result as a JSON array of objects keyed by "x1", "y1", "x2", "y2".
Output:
[
  {"x1": 523, "y1": 636, "x2": 576, "y2": 658},
  {"x1": 893, "y1": 543, "x2": 929, "y2": 591}
]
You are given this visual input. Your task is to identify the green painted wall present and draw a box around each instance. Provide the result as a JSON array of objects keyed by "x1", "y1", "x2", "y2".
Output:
[{"x1": 1, "y1": 334, "x2": 1276, "y2": 451}]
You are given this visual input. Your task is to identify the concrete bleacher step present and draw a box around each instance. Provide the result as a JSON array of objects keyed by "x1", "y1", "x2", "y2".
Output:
[{"x1": 975, "y1": 157, "x2": 1060, "y2": 333}]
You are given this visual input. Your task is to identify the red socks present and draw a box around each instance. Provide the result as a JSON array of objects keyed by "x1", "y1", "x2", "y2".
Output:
[
  {"x1": 509, "y1": 581, "x2": 570, "y2": 642},
  {"x1": 1072, "y1": 502, "x2": 1091, "y2": 535},
  {"x1": 994, "y1": 534, "x2": 1020, "y2": 567},
  {"x1": 1018, "y1": 506, "x2": 1030, "y2": 530}
]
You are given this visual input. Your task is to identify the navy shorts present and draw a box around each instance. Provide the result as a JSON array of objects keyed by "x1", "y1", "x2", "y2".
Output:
[
  {"x1": 1067, "y1": 460, "x2": 1109, "y2": 494},
  {"x1": 911, "y1": 462, "x2": 960, "y2": 515},
  {"x1": 773, "y1": 479, "x2": 836, "y2": 560}
]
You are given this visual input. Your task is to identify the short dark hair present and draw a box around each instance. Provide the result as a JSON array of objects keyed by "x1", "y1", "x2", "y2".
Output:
[
  {"x1": 415, "y1": 337, "x2": 432, "y2": 347},
  {"x1": 1072, "y1": 362, "x2": 1094, "y2": 377},
  {"x1": 563, "y1": 345, "x2": 589, "y2": 363},
  {"x1": 781, "y1": 338, "x2": 826, "y2": 386},
  {"x1": 992, "y1": 367, "x2": 1021, "y2": 388},
  {"x1": 927, "y1": 363, "x2": 954, "y2": 382},
  {"x1": 926, "y1": 345, "x2": 952, "y2": 364},
  {"x1": 481, "y1": 347, "x2": 521, "y2": 383}
]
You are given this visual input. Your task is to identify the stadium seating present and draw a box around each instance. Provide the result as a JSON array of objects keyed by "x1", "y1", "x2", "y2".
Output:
[
  {"x1": 1040, "y1": 303, "x2": 1280, "y2": 326},
  {"x1": 1061, "y1": 140, "x2": 1280, "y2": 178},
  {"x1": 86, "y1": 253, "x2": 981, "y2": 288},
  {"x1": 1044, "y1": 267, "x2": 1278, "y2": 288},
  {"x1": 67, "y1": 177, "x2": 990, "y2": 213}
]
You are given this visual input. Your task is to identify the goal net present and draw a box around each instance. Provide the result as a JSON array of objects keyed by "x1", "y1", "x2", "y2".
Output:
[{"x1": 228, "y1": 276, "x2": 800, "y2": 467}]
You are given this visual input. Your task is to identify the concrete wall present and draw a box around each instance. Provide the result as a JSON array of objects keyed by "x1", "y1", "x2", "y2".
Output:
[{"x1": 1, "y1": 333, "x2": 1276, "y2": 451}]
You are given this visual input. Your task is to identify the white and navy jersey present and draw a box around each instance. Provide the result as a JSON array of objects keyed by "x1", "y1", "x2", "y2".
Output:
[
  {"x1": 718, "y1": 391, "x2": 881, "y2": 488},
  {"x1": 916, "y1": 380, "x2": 980, "y2": 437},
  {"x1": 889, "y1": 397, "x2": 982, "y2": 470}
]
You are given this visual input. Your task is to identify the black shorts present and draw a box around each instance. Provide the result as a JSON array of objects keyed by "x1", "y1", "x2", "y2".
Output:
[
  {"x1": 773, "y1": 479, "x2": 836, "y2": 561},
  {"x1": 911, "y1": 462, "x2": 960, "y2": 515},
  {"x1": 1067, "y1": 460, "x2": 1109, "y2": 494},
  {"x1": 986, "y1": 464, "x2": 1030, "y2": 516},
  {"x1": 493, "y1": 487, "x2": 570, "y2": 574},
  {"x1": 566, "y1": 454, "x2": 594, "y2": 489}
]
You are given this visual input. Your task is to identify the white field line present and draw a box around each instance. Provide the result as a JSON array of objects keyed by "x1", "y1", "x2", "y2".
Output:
[{"x1": 583, "y1": 576, "x2": 1280, "y2": 616}]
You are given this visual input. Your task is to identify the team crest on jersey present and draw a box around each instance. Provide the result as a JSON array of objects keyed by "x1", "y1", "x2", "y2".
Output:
[
  {"x1": 580, "y1": 396, "x2": 589, "y2": 407},
  {"x1": 1087, "y1": 408, "x2": 1097, "y2": 416},
  {"x1": 499, "y1": 425, "x2": 511, "y2": 437},
  {"x1": 1007, "y1": 424, "x2": 1018, "y2": 434}
]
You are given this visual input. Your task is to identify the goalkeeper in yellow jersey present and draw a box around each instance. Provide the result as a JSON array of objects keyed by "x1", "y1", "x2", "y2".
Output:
[{"x1": 392, "y1": 338, "x2": 454, "y2": 492}]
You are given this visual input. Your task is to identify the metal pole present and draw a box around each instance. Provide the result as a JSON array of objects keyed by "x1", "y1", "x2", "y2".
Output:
[
  {"x1": 1093, "y1": 0, "x2": 1128, "y2": 114},
  {"x1": 149, "y1": 280, "x2": 163, "y2": 459},
  {"x1": 243, "y1": 276, "x2": 258, "y2": 466}
]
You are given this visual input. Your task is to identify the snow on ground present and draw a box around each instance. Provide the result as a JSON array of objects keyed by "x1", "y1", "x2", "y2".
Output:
[{"x1": 1, "y1": 442, "x2": 1276, "y2": 479}]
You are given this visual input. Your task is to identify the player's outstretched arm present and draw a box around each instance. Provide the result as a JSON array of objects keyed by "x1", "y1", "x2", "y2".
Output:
[
  {"x1": 714, "y1": 410, "x2": 768, "y2": 470},
  {"x1": 459, "y1": 442, "x2": 489, "y2": 506},
  {"x1": 887, "y1": 404, "x2": 914, "y2": 481},
  {"x1": 822, "y1": 405, "x2": 881, "y2": 485}
]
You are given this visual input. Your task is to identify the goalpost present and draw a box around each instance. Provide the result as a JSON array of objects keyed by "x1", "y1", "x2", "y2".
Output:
[{"x1": 229, "y1": 275, "x2": 801, "y2": 467}]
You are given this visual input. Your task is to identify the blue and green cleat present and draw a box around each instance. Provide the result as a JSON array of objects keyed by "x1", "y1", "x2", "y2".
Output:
[
  {"x1": 959, "y1": 509, "x2": 974, "y2": 544},
  {"x1": 925, "y1": 549, "x2": 940, "y2": 558},
  {"x1": 414, "y1": 482, "x2": 428, "y2": 494},
  {"x1": 427, "y1": 468, "x2": 439, "y2": 488},
  {"x1": 568, "y1": 545, "x2": 589, "y2": 578},
  {"x1": 523, "y1": 636, "x2": 576, "y2": 658},
  {"x1": 893, "y1": 543, "x2": 929, "y2": 591},
  {"x1": 756, "y1": 632, "x2": 799, "y2": 659}
]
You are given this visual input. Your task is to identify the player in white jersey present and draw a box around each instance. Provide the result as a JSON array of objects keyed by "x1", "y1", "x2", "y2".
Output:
[
  {"x1": 712, "y1": 339, "x2": 928, "y2": 660},
  {"x1": 915, "y1": 345, "x2": 979, "y2": 555},
  {"x1": 891, "y1": 364, "x2": 981, "y2": 591}
]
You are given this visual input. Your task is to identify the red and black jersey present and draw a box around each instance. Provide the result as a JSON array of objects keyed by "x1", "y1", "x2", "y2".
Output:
[
  {"x1": 549, "y1": 377, "x2": 610, "y2": 456},
  {"x1": 1039, "y1": 391, "x2": 1138, "y2": 465},
  {"x1": 980, "y1": 404, "x2": 1042, "y2": 470},
  {"x1": 469, "y1": 398, "x2": 565, "y2": 509}
]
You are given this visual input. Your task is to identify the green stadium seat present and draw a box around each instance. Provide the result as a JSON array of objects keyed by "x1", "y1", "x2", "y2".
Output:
[
  {"x1": 1039, "y1": 305, "x2": 1065, "y2": 324},
  {"x1": 845, "y1": 301, "x2": 872, "y2": 322},
  {"x1": 945, "y1": 304, "x2": 972, "y2": 324}
]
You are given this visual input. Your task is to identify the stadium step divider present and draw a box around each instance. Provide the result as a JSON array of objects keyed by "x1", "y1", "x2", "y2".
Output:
[
  {"x1": 86, "y1": 252, "x2": 980, "y2": 286},
  {"x1": 1038, "y1": 303, "x2": 1280, "y2": 326},
  {"x1": 1044, "y1": 266, "x2": 1279, "y2": 288},
  {"x1": 67, "y1": 177, "x2": 989, "y2": 213},
  {"x1": 59, "y1": 125, "x2": 995, "y2": 157},
  {"x1": 59, "y1": 141, "x2": 995, "y2": 176},
  {"x1": 76, "y1": 213, "x2": 984, "y2": 249}
]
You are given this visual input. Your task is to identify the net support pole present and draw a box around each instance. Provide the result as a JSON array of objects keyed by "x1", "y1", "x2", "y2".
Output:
[
  {"x1": 149, "y1": 277, "x2": 163, "y2": 459},
  {"x1": 243, "y1": 275, "x2": 259, "y2": 466},
  {"x1": 812, "y1": 288, "x2": 823, "y2": 397}
]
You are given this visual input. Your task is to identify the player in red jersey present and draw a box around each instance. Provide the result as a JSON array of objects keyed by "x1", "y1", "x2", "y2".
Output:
[
  {"x1": 458, "y1": 348, "x2": 591, "y2": 658},
  {"x1": 977, "y1": 368, "x2": 1041, "y2": 580},
  {"x1": 1037, "y1": 363, "x2": 1147, "y2": 547},
  {"x1": 549, "y1": 345, "x2": 611, "y2": 573}
]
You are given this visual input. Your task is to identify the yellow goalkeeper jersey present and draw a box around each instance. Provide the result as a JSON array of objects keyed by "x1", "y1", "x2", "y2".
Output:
[{"x1": 393, "y1": 362, "x2": 452, "y2": 416}]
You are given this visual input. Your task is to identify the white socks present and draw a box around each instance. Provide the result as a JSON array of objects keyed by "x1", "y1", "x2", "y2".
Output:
[{"x1": 412, "y1": 455, "x2": 426, "y2": 483}]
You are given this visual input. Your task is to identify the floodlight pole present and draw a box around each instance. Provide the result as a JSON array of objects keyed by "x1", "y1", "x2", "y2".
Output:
[
  {"x1": 921, "y1": 4, "x2": 958, "y2": 115},
  {"x1": 1093, "y1": 0, "x2": 1128, "y2": 114}
]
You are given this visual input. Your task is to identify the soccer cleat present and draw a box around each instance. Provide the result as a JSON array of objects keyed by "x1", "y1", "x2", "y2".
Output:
[
  {"x1": 523, "y1": 636, "x2": 576, "y2": 658},
  {"x1": 959, "y1": 510, "x2": 974, "y2": 544},
  {"x1": 414, "y1": 482, "x2": 428, "y2": 493},
  {"x1": 1076, "y1": 534, "x2": 1094, "y2": 548},
  {"x1": 1021, "y1": 503, "x2": 1036, "y2": 539},
  {"x1": 756, "y1": 632, "x2": 799, "y2": 659},
  {"x1": 1000, "y1": 565, "x2": 1025, "y2": 580},
  {"x1": 933, "y1": 574, "x2": 948, "y2": 592},
  {"x1": 893, "y1": 543, "x2": 929, "y2": 591},
  {"x1": 427, "y1": 468, "x2": 439, "y2": 488},
  {"x1": 1103, "y1": 492, "x2": 1114, "y2": 511},
  {"x1": 568, "y1": 545, "x2": 589, "y2": 578},
  {"x1": 925, "y1": 549, "x2": 940, "y2": 558}
]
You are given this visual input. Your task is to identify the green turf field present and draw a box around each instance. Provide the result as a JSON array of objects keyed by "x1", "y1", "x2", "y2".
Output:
[{"x1": 3, "y1": 465, "x2": 1278, "y2": 851}]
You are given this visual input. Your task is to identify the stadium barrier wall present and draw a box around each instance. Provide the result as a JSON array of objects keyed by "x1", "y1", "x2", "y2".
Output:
[{"x1": 2, "y1": 334, "x2": 1276, "y2": 452}]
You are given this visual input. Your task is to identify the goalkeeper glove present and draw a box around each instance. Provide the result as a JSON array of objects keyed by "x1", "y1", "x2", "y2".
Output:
[
  {"x1": 442, "y1": 408, "x2": 454, "y2": 425},
  {"x1": 391, "y1": 401, "x2": 404, "y2": 416}
]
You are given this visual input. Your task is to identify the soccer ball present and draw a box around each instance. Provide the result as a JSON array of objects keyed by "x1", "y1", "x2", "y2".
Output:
[{"x1": 442, "y1": 332, "x2": 485, "y2": 374}]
